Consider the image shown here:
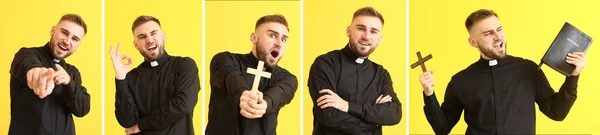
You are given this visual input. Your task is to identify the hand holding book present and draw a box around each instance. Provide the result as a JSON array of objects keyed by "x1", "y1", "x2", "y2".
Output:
[
  {"x1": 566, "y1": 52, "x2": 586, "y2": 76},
  {"x1": 539, "y1": 22, "x2": 592, "y2": 76}
]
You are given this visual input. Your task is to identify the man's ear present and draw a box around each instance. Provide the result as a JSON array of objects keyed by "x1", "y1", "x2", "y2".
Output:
[
  {"x1": 250, "y1": 32, "x2": 257, "y2": 44},
  {"x1": 50, "y1": 26, "x2": 56, "y2": 36},
  {"x1": 133, "y1": 40, "x2": 138, "y2": 50},
  {"x1": 346, "y1": 26, "x2": 351, "y2": 37},
  {"x1": 468, "y1": 37, "x2": 477, "y2": 48}
]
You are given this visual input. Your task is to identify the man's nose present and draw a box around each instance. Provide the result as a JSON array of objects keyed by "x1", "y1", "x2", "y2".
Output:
[
  {"x1": 146, "y1": 36, "x2": 155, "y2": 44},
  {"x1": 361, "y1": 32, "x2": 371, "y2": 41},
  {"x1": 493, "y1": 32, "x2": 503, "y2": 41},
  {"x1": 274, "y1": 38, "x2": 281, "y2": 48},
  {"x1": 64, "y1": 37, "x2": 72, "y2": 47}
]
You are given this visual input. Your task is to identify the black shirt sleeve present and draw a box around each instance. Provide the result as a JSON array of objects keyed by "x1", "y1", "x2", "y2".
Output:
[
  {"x1": 210, "y1": 52, "x2": 251, "y2": 106},
  {"x1": 10, "y1": 48, "x2": 91, "y2": 117},
  {"x1": 138, "y1": 58, "x2": 200, "y2": 130},
  {"x1": 308, "y1": 56, "x2": 378, "y2": 132},
  {"x1": 347, "y1": 69, "x2": 401, "y2": 125},
  {"x1": 10, "y1": 48, "x2": 43, "y2": 83},
  {"x1": 423, "y1": 79, "x2": 464, "y2": 135},
  {"x1": 115, "y1": 78, "x2": 139, "y2": 128},
  {"x1": 263, "y1": 69, "x2": 298, "y2": 115},
  {"x1": 60, "y1": 65, "x2": 90, "y2": 117},
  {"x1": 534, "y1": 67, "x2": 578, "y2": 121}
]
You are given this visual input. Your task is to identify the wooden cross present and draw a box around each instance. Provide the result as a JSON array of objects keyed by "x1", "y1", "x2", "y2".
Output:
[
  {"x1": 410, "y1": 51, "x2": 433, "y2": 72},
  {"x1": 246, "y1": 61, "x2": 272, "y2": 92}
]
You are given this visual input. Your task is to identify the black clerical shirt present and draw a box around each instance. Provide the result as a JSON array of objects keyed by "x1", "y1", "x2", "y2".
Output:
[
  {"x1": 308, "y1": 44, "x2": 402, "y2": 135},
  {"x1": 424, "y1": 55, "x2": 578, "y2": 134},
  {"x1": 115, "y1": 51, "x2": 199, "y2": 135},
  {"x1": 206, "y1": 52, "x2": 298, "y2": 135},
  {"x1": 9, "y1": 43, "x2": 91, "y2": 135}
]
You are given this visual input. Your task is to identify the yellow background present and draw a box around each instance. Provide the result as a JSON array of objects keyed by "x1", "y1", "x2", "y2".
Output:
[
  {"x1": 0, "y1": 0, "x2": 102, "y2": 134},
  {"x1": 104, "y1": 0, "x2": 202, "y2": 134},
  {"x1": 303, "y1": 0, "x2": 406, "y2": 134},
  {"x1": 204, "y1": 1, "x2": 301, "y2": 134},
  {"x1": 409, "y1": 0, "x2": 600, "y2": 134}
]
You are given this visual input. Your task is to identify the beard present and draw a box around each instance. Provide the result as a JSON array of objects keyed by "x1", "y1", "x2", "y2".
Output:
[
  {"x1": 139, "y1": 42, "x2": 165, "y2": 61},
  {"x1": 255, "y1": 39, "x2": 280, "y2": 68},
  {"x1": 49, "y1": 36, "x2": 73, "y2": 59},
  {"x1": 348, "y1": 39, "x2": 376, "y2": 58},
  {"x1": 477, "y1": 41, "x2": 507, "y2": 59}
]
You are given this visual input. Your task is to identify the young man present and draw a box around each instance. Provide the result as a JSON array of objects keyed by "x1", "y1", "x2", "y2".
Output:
[
  {"x1": 205, "y1": 14, "x2": 298, "y2": 135},
  {"x1": 419, "y1": 9, "x2": 587, "y2": 134},
  {"x1": 308, "y1": 7, "x2": 402, "y2": 135},
  {"x1": 110, "y1": 15, "x2": 200, "y2": 135},
  {"x1": 9, "y1": 14, "x2": 91, "y2": 135}
]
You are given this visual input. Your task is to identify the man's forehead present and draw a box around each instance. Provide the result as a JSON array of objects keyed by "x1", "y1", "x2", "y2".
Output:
[
  {"x1": 57, "y1": 21, "x2": 85, "y2": 37},
  {"x1": 134, "y1": 21, "x2": 162, "y2": 35},
  {"x1": 258, "y1": 22, "x2": 289, "y2": 35},
  {"x1": 473, "y1": 16, "x2": 501, "y2": 32},
  {"x1": 351, "y1": 16, "x2": 383, "y2": 29}
]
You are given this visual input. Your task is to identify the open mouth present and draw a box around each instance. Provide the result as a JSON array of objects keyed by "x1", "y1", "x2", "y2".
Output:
[
  {"x1": 493, "y1": 42, "x2": 504, "y2": 49},
  {"x1": 147, "y1": 45, "x2": 158, "y2": 51},
  {"x1": 58, "y1": 43, "x2": 68, "y2": 52},
  {"x1": 270, "y1": 50, "x2": 279, "y2": 59}
]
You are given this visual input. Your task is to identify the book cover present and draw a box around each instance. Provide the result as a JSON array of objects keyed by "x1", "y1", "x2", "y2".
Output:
[{"x1": 540, "y1": 22, "x2": 593, "y2": 76}]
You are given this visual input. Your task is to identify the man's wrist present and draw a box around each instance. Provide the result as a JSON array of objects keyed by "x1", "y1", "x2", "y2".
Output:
[
  {"x1": 116, "y1": 75, "x2": 126, "y2": 80},
  {"x1": 343, "y1": 100, "x2": 349, "y2": 113}
]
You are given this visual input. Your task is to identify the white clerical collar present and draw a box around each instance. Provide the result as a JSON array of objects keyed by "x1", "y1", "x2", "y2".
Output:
[
  {"x1": 150, "y1": 61, "x2": 159, "y2": 67},
  {"x1": 489, "y1": 59, "x2": 498, "y2": 66},
  {"x1": 53, "y1": 59, "x2": 60, "y2": 63},
  {"x1": 355, "y1": 58, "x2": 365, "y2": 64}
]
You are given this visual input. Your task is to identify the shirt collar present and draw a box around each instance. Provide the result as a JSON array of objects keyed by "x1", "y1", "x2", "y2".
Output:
[
  {"x1": 342, "y1": 43, "x2": 369, "y2": 64},
  {"x1": 477, "y1": 55, "x2": 509, "y2": 67},
  {"x1": 143, "y1": 51, "x2": 170, "y2": 68},
  {"x1": 43, "y1": 42, "x2": 63, "y2": 64}
]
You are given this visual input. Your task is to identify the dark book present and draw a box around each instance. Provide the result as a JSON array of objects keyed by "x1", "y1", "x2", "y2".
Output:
[{"x1": 539, "y1": 22, "x2": 593, "y2": 76}]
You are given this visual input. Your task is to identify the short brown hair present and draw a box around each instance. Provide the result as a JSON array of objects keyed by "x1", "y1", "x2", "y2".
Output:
[
  {"x1": 59, "y1": 14, "x2": 87, "y2": 34},
  {"x1": 465, "y1": 9, "x2": 498, "y2": 32},
  {"x1": 353, "y1": 7, "x2": 384, "y2": 25},
  {"x1": 255, "y1": 14, "x2": 289, "y2": 31},
  {"x1": 132, "y1": 15, "x2": 161, "y2": 32}
]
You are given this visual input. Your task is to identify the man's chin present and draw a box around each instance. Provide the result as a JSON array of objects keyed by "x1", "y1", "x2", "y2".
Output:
[
  {"x1": 493, "y1": 54, "x2": 507, "y2": 59},
  {"x1": 265, "y1": 59, "x2": 279, "y2": 68},
  {"x1": 143, "y1": 52, "x2": 162, "y2": 61},
  {"x1": 357, "y1": 51, "x2": 371, "y2": 58},
  {"x1": 265, "y1": 62, "x2": 277, "y2": 68},
  {"x1": 52, "y1": 52, "x2": 68, "y2": 59}
]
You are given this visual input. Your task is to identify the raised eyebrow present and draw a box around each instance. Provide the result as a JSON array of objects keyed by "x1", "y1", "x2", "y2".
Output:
[
  {"x1": 266, "y1": 30, "x2": 280, "y2": 35},
  {"x1": 150, "y1": 30, "x2": 158, "y2": 34},
  {"x1": 61, "y1": 28, "x2": 81, "y2": 41},
  {"x1": 356, "y1": 24, "x2": 367, "y2": 28},
  {"x1": 497, "y1": 26, "x2": 503, "y2": 30}
]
